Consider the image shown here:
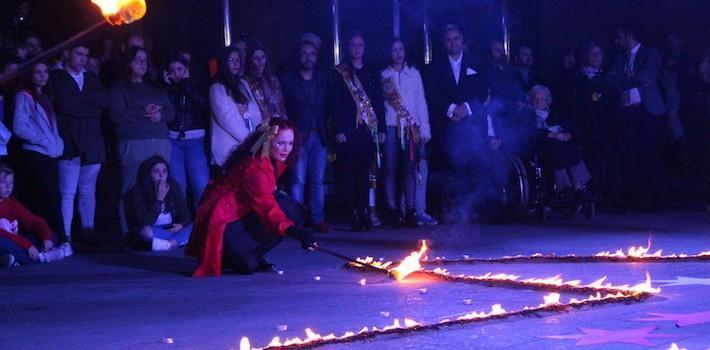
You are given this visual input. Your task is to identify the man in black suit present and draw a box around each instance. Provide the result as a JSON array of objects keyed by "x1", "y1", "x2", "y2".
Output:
[
  {"x1": 425, "y1": 24, "x2": 489, "y2": 221},
  {"x1": 279, "y1": 39, "x2": 332, "y2": 232},
  {"x1": 608, "y1": 25, "x2": 669, "y2": 211}
]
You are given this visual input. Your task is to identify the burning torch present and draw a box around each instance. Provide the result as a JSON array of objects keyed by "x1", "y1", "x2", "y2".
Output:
[{"x1": 0, "y1": 0, "x2": 147, "y2": 86}]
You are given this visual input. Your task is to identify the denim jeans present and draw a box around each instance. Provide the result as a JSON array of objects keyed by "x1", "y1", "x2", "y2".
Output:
[
  {"x1": 383, "y1": 127, "x2": 416, "y2": 211},
  {"x1": 169, "y1": 136, "x2": 210, "y2": 207},
  {"x1": 58, "y1": 158, "x2": 101, "y2": 238},
  {"x1": 415, "y1": 158, "x2": 429, "y2": 216},
  {"x1": 289, "y1": 133, "x2": 327, "y2": 223},
  {"x1": 0, "y1": 231, "x2": 57, "y2": 265}
]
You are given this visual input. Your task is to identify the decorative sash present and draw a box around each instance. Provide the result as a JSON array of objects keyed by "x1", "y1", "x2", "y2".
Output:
[
  {"x1": 335, "y1": 64, "x2": 379, "y2": 133},
  {"x1": 336, "y1": 63, "x2": 381, "y2": 167},
  {"x1": 245, "y1": 76, "x2": 283, "y2": 120},
  {"x1": 382, "y1": 76, "x2": 421, "y2": 160}
]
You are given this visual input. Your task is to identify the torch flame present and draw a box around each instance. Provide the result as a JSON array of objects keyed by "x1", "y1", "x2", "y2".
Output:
[
  {"x1": 91, "y1": 0, "x2": 146, "y2": 25},
  {"x1": 390, "y1": 240, "x2": 428, "y2": 281},
  {"x1": 239, "y1": 336, "x2": 251, "y2": 350}
]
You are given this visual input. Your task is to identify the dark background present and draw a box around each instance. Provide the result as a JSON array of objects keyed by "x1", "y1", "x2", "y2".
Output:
[{"x1": 6, "y1": 0, "x2": 710, "y2": 74}]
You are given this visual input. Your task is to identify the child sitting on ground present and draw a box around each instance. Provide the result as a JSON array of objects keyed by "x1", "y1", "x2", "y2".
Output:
[
  {"x1": 127, "y1": 156, "x2": 192, "y2": 251},
  {"x1": 0, "y1": 163, "x2": 72, "y2": 267}
]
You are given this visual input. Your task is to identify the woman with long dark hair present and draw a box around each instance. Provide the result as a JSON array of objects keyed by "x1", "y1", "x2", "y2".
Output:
[
  {"x1": 329, "y1": 32, "x2": 386, "y2": 231},
  {"x1": 12, "y1": 61, "x2": 66, "y2": 243},
  {"x1": 163, "y1": 53, "x2": 210, "y2": 207},
  {"x1": 127, "y1": 155, "x2": 192, "y2": 251},
  {"x1": 209, "y1": 46, "x2": 262, "y2": 167},
  {"x1": 187, "y1": 118, "x2": 316, "y2": 277},
  {"x1": 243, "y1": 41, "x2": 287, "y2": 119},
  {"x1": 109, "y1": 46, "x2": 175, "y2": 235}
]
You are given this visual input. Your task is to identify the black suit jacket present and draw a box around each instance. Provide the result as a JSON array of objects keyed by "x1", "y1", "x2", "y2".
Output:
[
  {"x1": 608, "y1": 45, "x2": 667, "y2": 116},
  {"x1": 50, "y1": 69, "x2": 110, "y2": 163},
  {"x1": 426, "y1": 53, "x2": 489, "y2": 164},
  {"x1": 279, "y1": 70, "x2": 328, "y2": 146}
]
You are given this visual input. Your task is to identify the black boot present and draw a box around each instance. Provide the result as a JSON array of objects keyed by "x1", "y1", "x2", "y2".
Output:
[
  {"x1": 351, "y1": 209, "x2": 363, "y2": 232},
  {"x1": 404, "y1": 209, "x2": 417, "y2": 228},
  {"x1": 388, "y1": 208, "x2": 402, "y2": 229},
  {"x1": 361, "y1": 208, "x2": 373, "y2": 231}
]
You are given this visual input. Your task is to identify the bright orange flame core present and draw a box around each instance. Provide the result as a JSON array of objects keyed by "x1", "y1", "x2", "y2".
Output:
[
  {"x1": 390, "y1": 240, "x2": 428, "y2": 280},
  {"x1": 91, "y1": 0, "x2": 146, "y2": 25}
]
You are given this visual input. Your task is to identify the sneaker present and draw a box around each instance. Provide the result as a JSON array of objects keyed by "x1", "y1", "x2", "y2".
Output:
[
  {"x1": 59, "y1": 242, "x2": 73, "y2": 257},
  {"x1": 0, "y1": 254, "x2": 15, "y2": 267},
  {"x1": 314, "y1": 222, "x2": 333, "y2": 233},
  {"x1": 417, "y1": 213, "x2": 438, "y2": 226}
]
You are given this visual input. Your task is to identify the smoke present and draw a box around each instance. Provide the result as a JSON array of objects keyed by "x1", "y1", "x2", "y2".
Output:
[{"x1": 436, "y1": 87, "x2": 537, "y2": 228}]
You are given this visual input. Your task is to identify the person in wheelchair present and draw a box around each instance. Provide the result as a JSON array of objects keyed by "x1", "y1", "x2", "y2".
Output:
[
  {"x1": 186, "y1": 118, "x2": 317, "y2": 277},
  {"x1": 527, "y1": 85, "x2": 592, "y2": 203}
]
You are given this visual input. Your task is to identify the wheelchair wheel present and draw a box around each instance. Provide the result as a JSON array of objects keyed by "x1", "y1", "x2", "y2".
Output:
[{"x1": 503, "y1": 156, "x2": 529, "y2": 220}]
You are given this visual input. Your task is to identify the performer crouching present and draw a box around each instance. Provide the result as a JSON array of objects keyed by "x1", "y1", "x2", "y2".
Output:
[{"x1": 186, "y1": 118, "x2": 317, "y2": 276}]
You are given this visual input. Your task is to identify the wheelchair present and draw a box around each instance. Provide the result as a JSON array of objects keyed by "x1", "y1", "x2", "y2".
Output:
[{"x1": 502, "y1": 155, "x2": 595, "y2": 222}]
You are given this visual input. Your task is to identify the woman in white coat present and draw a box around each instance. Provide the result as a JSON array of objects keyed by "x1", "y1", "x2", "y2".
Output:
[
  {"x1": 381, "y1": 38, "x2": 436, "y2": 227},
  {"x1": 12, "y1": 61, "x2": 66, "y2": 242},
  {"x1": 209, "y1": 47, "x2": 263, "y2": 168}
]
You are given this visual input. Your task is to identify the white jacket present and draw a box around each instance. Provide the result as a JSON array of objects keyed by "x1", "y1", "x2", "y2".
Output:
[
  {"x1": 209, "y1": 81, "x2": 263, "y2": 166},
  {"x1": 12, "y1": 91, "x2": 64, "y2": 158},
  {"x1": 381, "y1": 65, "x2": 431, "y2": 140}
]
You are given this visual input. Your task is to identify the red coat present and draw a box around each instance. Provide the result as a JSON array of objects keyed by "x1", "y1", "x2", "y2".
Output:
[{"x1": 186, "y1": 156, "x2": 294, "y2": 277}]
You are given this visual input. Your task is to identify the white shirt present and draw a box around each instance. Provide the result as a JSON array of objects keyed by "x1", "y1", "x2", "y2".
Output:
[
  {"x1": 57, "y1": 62, "x2": 86, "y2": 91},
  {"x1": 68, "y1": 70, "x2": 85, "y2": 91},
  {"x1": 448, "y1": 53, "x2": 463, "y2": 84},
  {"x1": 627, "y1": 43, "x2": 641, "y2": 72},
  {"x1": 446, "y1": 53, "x2": 473, "y2": 119}
]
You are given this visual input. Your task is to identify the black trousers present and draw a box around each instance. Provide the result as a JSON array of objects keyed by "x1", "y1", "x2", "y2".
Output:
[
  {"x1": 335, "y1": 133, "x2": 374, "y2": 212},
  {"x1": 221, "y1": 191, "x2": 303, "y2": 274},
  {"x1": 619, "y1": 106, "x2": 669, "y2": 205},
  {"x1": 18, "y1": 150, "x2": 66, "y2": 242}
]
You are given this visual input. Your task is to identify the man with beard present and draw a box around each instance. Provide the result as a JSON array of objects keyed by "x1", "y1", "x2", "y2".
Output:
[{"x1": 280, "y1": 38, "x2": 332, "y2": 233}]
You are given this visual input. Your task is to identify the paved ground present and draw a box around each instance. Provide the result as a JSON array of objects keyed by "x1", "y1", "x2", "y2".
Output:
[{"x1": 1, "y1": 211, "x2": 710, "y2": 350}]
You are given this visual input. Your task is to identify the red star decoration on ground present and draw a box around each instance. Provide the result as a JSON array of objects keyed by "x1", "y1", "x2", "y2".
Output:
[
  {"x1": 634, "y1": 310, "x2": 710, "y2": 327},
  {"x1": 540, "y1": 325, "x2": 678, "y2": 346}
]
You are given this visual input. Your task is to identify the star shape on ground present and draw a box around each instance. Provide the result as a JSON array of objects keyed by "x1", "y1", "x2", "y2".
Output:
[
  {"x1": 633, "y1": 310, "x2": 710, "y2": 327},
  {"x1": 654, "y1": 276, "x2": 710, "y2": 287},
  {"x1": 539, "y1": 326, "x2": 678, "y2": 346}
]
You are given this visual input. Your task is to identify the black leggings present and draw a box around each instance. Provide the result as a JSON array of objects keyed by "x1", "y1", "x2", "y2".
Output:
[{"x1": 221, "y1": 191, "x2": 303, "y2": 274}]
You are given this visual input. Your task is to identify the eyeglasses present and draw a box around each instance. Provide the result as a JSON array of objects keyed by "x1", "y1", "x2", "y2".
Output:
[
  {"x1": 228, "y1": 57, "x2": 241, "y2": 63},
  {"x1": 132, "y1": 59, "x2": 149, "y2": 65}
]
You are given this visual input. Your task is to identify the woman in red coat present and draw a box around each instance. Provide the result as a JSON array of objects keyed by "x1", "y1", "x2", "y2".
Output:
[{"x1": 186, "y1": 118, "x2": 316, "y2": 276}]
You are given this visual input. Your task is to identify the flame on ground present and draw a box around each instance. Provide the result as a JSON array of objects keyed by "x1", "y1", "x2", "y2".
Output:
[
  {"x1": 91, "y1": 0, "x2": 146, "y2": 25},
  {"x1": 239, "y1": 286, "x2": 657, "y2": 350},
  {"x1": 389, "y1": 240, "x2": 428, "y2": 281}
]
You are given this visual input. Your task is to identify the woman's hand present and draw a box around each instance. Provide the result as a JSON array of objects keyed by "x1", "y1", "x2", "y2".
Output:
[
  {"x1": 556, "y1": 132, "x2": 572, "y2": 142},
  {"x1": 28, "y1": 246, "x2": 40, "y2": 261},
  {"x1": 42, "y1": 239, "x2": 54, "y2": 251},
  {"x1": 166, "y1": 223, "x2": 183, "y2": 233},
  {"x1": 156, "y1": 179, "x2": 170, "y2": 201},
  {"x1": 335, "y1": 133, "x2": 347, "y2": 144},
  {"x1": 145, "y1": 104, "x2": 162, "y2": 122}
]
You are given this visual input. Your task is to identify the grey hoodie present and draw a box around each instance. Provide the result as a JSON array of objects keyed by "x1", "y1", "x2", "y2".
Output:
[{"x1": 13, "y1": 91, "x2": 64, "y2": 157}]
